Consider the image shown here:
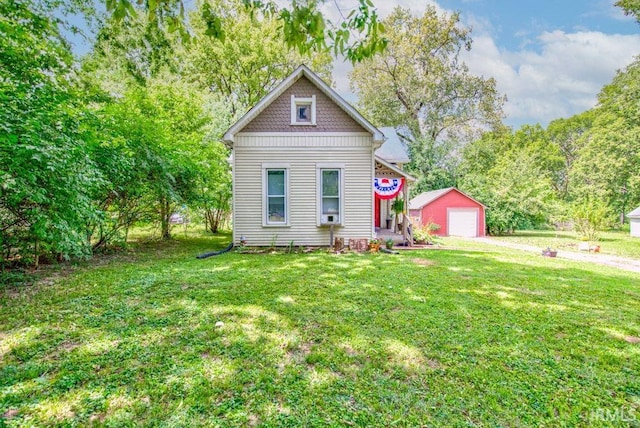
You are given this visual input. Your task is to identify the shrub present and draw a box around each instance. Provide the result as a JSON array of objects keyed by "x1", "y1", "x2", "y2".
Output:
[{"x1": 572, "y1": 199, "x2": 611, "y2": 241}]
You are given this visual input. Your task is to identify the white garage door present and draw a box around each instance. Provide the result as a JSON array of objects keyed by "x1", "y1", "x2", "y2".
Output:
[{"x1": 448, "y1": 208, "x2": 478, "y2": 237}]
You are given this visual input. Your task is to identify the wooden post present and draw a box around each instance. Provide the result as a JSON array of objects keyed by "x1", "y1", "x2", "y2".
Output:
[{"x1": 402, "y1": 179, "x2": 409, "y2": 245}]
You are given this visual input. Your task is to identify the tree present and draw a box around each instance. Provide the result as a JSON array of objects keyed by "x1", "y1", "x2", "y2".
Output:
[
  {"x1": 81, "y1": 15, "x2": 182, "y2": 92},
  {"x1": 105, "y1": 0, "x2": 387, "y2": 62},
  {"x1": 1, "y1": 0, "x2": 101, "y2": 266},
  {"x1": 616, "y1": 0, "x2": 640, "y2": 23},
  {"x1": 570, "y1": 57, "x2": 640, "y2": 224},
  {"x1": 546, "y1": 111, "x2": 594, "y2": 198},
  {"x1": 349, "y1": 6, "x2": 505, "y2": 192},
  {"x1": 459, "y1": 127, "x2": 559, "y2": 234},
  {"x1": 572, "y1": 198, "x2": 611, "y2": 241},
  {"x1": 184, "y1": 0, "x2": 333, "y2": 116}
]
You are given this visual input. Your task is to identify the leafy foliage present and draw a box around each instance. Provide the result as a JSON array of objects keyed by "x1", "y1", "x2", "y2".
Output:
[
  {"x1": 572, "y1": 198, "x2": 612, "y2": 241},
  {"x1": 0, "y1": 0, "x2": 101, "y2": 265},
  {"x1": 460, "y1": 127, "x2": 558, "y2": 235},
  {"x1": 104, "y1": 0, "x2": 388, "y2": 62},
  {"x1": 350, "y1": 6, "x2": 505, "y2": 192},
  {"x1": 184, "y1": 0, "x2": 333, "y2": 116},
  {"x1": 616, "y1": 0, "x2": 640, "y2": 23},
  {"x1": 569, "y1": 58, "x2": 640, "y2": 224}
]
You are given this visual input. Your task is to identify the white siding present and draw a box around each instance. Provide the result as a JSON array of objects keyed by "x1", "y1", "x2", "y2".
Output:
[
  {"x1": 233, "y1": 134, "x2": 374, "y2": 246},
  {"x1": 631, "y1": 219, "x2": 640, "y2": 237}
]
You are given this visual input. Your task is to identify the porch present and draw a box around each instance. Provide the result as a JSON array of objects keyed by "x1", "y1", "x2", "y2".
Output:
[
  {"x1": 375, "y1": 227, "x2": 406, "y2": 244},
  {"x1": 374, "y1": 156, "x2": 416, "y2": 245}
]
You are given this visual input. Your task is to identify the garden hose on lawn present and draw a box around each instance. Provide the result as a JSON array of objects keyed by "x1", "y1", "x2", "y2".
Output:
[{"x1": 196, "y1": 243, "x2": 234, "y2": 259}]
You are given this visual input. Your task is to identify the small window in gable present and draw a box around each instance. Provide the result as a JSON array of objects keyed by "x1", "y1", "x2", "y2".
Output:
[{"x1": 291, "y1": 95, "x2": 316, "y2": 126}]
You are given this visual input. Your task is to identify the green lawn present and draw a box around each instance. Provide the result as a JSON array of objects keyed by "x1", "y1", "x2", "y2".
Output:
[
  {"x1": 1, "y1": 231, "x2": 639, "y2": 426},
  {"x1": 488, "y1": 230, "x2": 640, "y2": 259}
]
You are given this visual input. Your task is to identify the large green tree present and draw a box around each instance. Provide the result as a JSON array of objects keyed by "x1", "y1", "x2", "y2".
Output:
[
  {"x1": 349, "y1": 6, "x2": 505, "y2": 192},
  {"x1": 545, "y1": 111, "x2": 595, "y2": 199},
  {"x1": 459, "y1": 127, "x2": 558, "y2": 234},
  {"x1": 0, "y1": 0, "x2": 102, "y2": 266},
  {"x1": 184, "y1": 0, "x2": 333, "y2": 116},
  {"x1": 570, "y1": 57, "x2": 640, "y2": 224}
]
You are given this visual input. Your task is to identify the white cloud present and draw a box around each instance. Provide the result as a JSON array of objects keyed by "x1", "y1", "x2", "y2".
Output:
[
  {"x1": 327, "y1": 1, "x2": 640, "y2": 127},
  {"x1": 463, "y1": 30, "x2": 640, "y2": 126}
]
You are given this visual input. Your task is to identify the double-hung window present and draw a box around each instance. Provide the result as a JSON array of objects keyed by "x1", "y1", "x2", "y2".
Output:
[
  {"x1": 317, "y1": 164, "x2": 343, "y2": 225},
  {"x1": 263, "y1": 165, "x2": 289, "y2": 226}
]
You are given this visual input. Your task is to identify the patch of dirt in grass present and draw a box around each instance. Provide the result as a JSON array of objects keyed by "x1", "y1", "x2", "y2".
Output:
[
  {"x1": 2, "y1": 409, "x2": 19, "y2": 419},
  {"x1": 278, "y1": 342, "x2": 313, "y2": 373},
  {"x1": 425, "y1": 358, "x2": 444, "y2": 370},
  {"x1": 89, "y1": 413, "x2": 106, "y2": 423},
  {"x1": 555, "y1": 333, "x2": 568, "y2": 339},
  {"x1": 623, "y1": 290, "x2": 640, "y2": 301},
  {"x1": 411, "y1": 258, "x2": 435, "y2": 267},
  {"x1": 287, "y1": 342, "x2": 313, "y2": 364},
  {"x1": 624, "y1": 336, "x2": 640, "y2": 344},
  {"x1": 339, "y1": 343, "x2": 359, "y2": 357},
  {"x1": 248, "y1": 414, "x2": 260, "y2": 427},
  {"x1": 60, "y1": 341, "x2": 80, "y2": 352}
]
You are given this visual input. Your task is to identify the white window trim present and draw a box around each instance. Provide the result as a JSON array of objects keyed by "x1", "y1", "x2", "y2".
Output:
[
  {"x1": 291, "y1": 95, "x2": 316, "y2": 126},
  {"x1": 316, "y1": 163, "x2": 345, "y2": 227},
  {"x1": 262, "y1": 163, "x2": 290, "y2": 227}
]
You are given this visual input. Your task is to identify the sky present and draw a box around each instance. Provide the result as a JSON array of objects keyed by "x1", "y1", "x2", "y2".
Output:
[
  {"x1": 327, "y1": 0, "x2": 640, "y2": 128},
  {"x1": 67, "y1": 0, "x2": 640, "y2": 128}
]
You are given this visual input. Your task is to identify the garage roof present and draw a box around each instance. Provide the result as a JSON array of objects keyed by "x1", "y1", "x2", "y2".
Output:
[
  {"x1": 627, "y1": 206, "x2": 640, "y2": 218},
  {"x1": 409, "y1": 187, "x2": 485, "y2": 210}
]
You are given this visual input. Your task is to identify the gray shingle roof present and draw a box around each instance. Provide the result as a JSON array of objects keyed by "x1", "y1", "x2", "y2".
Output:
[
  {"x1": 627, "y1": 206, "x2": 640, "y2": 218},
  {"x1": 375, "y1": 127, "x2": 410, "y2": 164},
  {"x1": 409, "y1": 188, "x2": 455, "y2": 210}
]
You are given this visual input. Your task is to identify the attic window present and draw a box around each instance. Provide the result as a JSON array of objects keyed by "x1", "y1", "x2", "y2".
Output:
[{"x1": 291, "y1": 95, "x2": 316, "y2": 125}]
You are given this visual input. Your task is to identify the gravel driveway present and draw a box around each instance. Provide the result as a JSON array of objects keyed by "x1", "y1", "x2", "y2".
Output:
[{"x1": 472, "y1": 237, "x2": 640, "y2": 274}]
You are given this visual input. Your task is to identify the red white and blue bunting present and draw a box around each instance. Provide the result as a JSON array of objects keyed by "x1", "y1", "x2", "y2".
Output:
[{"x1": 374, "y1": 177, "x2": 404, "y2": 200}]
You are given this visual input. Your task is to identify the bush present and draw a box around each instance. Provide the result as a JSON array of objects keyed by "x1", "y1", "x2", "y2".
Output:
[
  {"x1": 413, "y1": 222, "x2": 440, "y2": 244},
  {"x1": 572, "y1": 199, "x2": 611, "y2": 241}
]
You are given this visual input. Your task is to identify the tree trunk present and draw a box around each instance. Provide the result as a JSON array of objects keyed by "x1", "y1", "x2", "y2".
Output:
[{"x1": 160, "y1": 198, "x2": 171, "y2": 240}]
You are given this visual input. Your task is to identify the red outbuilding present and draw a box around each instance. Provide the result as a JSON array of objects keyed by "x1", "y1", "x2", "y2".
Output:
[{"x1": 409, "y1": 187, "x2": 485, "y2": 237}]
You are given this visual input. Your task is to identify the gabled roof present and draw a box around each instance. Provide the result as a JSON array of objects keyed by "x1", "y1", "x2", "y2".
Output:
[
  {"x1": 409, "y1": 187, "x2": 486, "y2": 210},
  {"x1": 223, "y1": 65, "x2": 384, "y2": 145},
  {"x1": 375, "y1": 156, "x2": 416, "y2": 182},
  {"x1": 375, "y1": 127, "x2": 410, "y2": 164},
  {"x1": 627, "y1": 206, "x2": 640, "y2": 218}
]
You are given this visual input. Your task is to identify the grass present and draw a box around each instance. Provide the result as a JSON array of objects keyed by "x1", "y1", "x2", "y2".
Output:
[
  {"x1": 1, "y1": 229, "x2": 639, "y2": 426},
  {"x1": 488, "y1": 230, "x2": 640, "y2": 259}
]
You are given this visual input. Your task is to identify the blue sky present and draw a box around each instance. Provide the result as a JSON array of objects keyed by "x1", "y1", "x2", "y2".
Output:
[
  {"x1": 439, "y1": 0, "x2": 638, "y2": 51},
  {"x1": 329, "y1": 0, "x2": 640, "y2": 128}
]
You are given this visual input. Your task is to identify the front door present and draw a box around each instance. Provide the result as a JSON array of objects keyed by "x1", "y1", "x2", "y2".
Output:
[{"x1": 374, "y1": 196, "x2": 381, "y2": 228}]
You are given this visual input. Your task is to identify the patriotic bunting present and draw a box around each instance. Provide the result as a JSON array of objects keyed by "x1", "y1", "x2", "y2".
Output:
[{"x1": 374, "y1": 177, "x2": 404, "y2": 200}]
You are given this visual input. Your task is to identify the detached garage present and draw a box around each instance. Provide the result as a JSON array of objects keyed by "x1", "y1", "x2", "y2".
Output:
[
  {"x1": 628, "y1": 206, "x2": 640, "y2": 237},
  {"x1": 409, "y1": 187, "x2": 485, "y2": 237}
]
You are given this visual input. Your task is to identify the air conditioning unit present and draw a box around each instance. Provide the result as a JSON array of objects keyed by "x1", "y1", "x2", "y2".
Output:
[{"x1": 321, "y1": 214, "x2": 340, "y2": 225}]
